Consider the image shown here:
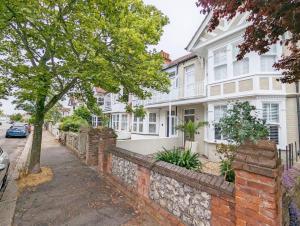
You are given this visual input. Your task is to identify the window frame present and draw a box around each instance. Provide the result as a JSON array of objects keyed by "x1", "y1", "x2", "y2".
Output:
[
  {"x1": 148, "y1": 112, "x2": 157, "y2": 134},
  {"x1": 213, "y1": 47, "x2": 227, "y2": 81},
  {"x1": 261, "y1": 44, "x2": 277, "y2": 72},
  {"x1": 214, "y1": 105, "x2": 227, "y2": 141},
  {"x1": 262, "y1": 102, "x2": 280, "y2": 144},
  {"x1": 232, "y1": 42, "x2": 249, "y2": 76},
  {"x1": 121, "y1": 114, "x2": 128, "y2": 131}
]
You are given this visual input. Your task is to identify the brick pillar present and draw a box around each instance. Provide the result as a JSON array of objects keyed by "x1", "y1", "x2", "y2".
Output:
[
  {"x1": 233, "y1": 140, "x2": 283, "y2": 226},
  {"x1": 97, "y1": 128, "x2": 116, "y2": 173},
  {"x1": 137, "y1": 166, "x2": 150, "y2": 199},
  {"x1": 86, "y1": 128, "x2": 116, "y2": 166}
]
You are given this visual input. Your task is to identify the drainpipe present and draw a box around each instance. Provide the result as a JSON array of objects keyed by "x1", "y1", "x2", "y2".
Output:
[{"x1": 296, "y1": 82, "x2": 300, "y2": 151}]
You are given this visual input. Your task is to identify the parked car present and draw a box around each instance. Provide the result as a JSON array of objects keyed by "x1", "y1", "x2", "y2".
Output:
[
  {"x1": 13, "y1": 122, "x2": 31, "y2": 133},
  {"x1": 0, "y1": 147, "x2": 9, "y2": 191},
  {"x1": 5, "y1": 125, "x2": 28, "y2": 138}
]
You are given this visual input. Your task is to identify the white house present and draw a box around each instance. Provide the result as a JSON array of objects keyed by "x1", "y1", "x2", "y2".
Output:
[{"x1": 126, "y1": 13, "x2": 299, "y2": 161}]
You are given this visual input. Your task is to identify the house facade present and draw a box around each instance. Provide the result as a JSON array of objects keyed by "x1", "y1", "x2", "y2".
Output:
[
  {"x1": 126, "y1": 13, "x2": 299, "y2": 161},
  {"x1": 184, "y1": 13, "x2": 299, "y2": 160},
  {"x1": 89, "y1": 13, "x2": 299, "y2": 161}
]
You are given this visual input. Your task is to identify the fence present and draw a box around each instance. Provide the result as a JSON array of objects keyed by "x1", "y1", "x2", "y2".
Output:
[{"x1": 278, "y1": 142, "x2": 300, "y2": 170}]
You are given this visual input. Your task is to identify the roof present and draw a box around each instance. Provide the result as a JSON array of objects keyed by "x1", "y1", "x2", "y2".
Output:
[
  {"x1": 95, "y1": 87, "x2": 107, "y2": 94},
  {"x1": 163, "y1": 53, "x2": 197, "y2": 70},
  {"x1": 185, "y1": 13, "x2": 211, "y2": 51},
  {"x1": 60, "y1": 107, "x2": 71, "y2": 113}
]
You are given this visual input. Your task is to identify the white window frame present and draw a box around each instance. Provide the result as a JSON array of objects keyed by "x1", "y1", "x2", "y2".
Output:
[
  {"x1": 261, "y1": 44, "x2": 277, "y2": 72},
  {"x1": 121, "y1": 114, "x2": 128, "y2": 131},
  {"x1": 262, "y1": 102, "x2": 280, "y2": 144},
  {"x1": 214, "y1": 105, "x2": 227, "y2": 141},
  {"x1": 132, "y1": 116, "x2": 144, "y2": 133},
  {"x1": 184, "y1": 65, "x2": 196, "y2": 97},
  {"x1": 148, "y1": 112, "x2": 157, "y2": 134},
  {"x1": 111, "y1": 114, "x2": 120, "y2": 131},
  {"x1": 97, "y1": 96, "x2": 104, "y2": 105},
  {"x1": 232, "y1": 42, "x2": 249, "y2": 76},
  {"x1": 213, "y1": 47, "x2": 227, "y2": 81}
]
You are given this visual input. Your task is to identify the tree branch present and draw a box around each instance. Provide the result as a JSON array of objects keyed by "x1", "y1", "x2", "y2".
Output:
[
  {"x1": 5, "y1": 5, "x2": 39, "y2": 67},
  {"x1": 44, "y1": 78, "x2": 78, "y2": 113}
]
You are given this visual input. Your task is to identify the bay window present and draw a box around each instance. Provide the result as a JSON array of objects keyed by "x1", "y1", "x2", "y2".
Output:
[
  {"x1": 214, "y1": 105, "x2": 227, "y2": 140},
  {"x1": 263, "y1": 103, "x2": 279, "y2": 144},
  {"x1": 121, "y1": 114, "x2": 128, "y2": 131},
  {"x1": 132, "y1": 116, "x2": 144, "y2": 133},
  {"x1": 112, "y1": 114, "x2": 119, "y2": 131},
  {"x1": 261, "y1": 45, "x2": 277, "y2": 72},
  {"x1": 213, "y1": 47, "x2": 227, "y2": 81},
  {"x1": 232, "y1": 42, "x2": 249, "y2": 76}
]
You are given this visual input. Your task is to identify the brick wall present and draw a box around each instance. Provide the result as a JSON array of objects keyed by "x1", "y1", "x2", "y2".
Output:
[
  {"x1": 59, "y1": 127, "x2": 285, "y2": 226},
  {"x1": 103, "y1": 146, "x2": 235, "y2": 226}
]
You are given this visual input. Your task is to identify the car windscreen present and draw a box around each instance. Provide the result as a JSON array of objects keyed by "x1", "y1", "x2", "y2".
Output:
[{"x1": 11, "y1": 126, "x2": 25, "y2": 130}]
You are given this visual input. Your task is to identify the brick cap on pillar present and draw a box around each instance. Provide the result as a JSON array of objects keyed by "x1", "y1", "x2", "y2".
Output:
[
  {"x1": 88, "y1": 127, "x2": 117, "y2": 138},
  {"x1": 233, "y1": 139, "x2": 282, "y2": 178}
]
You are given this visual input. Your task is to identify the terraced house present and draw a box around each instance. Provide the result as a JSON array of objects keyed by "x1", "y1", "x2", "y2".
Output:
[{"x1": 93, "y1": 13, "x2": 299, "y2": 161}]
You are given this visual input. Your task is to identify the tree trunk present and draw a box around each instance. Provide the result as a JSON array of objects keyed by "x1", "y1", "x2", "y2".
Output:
[{"x1": 28, "y1": 104, "x2": 45, "y2": 174}]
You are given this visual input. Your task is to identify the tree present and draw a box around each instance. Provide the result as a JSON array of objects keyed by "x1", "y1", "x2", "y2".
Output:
[
  {"x1": 10, "y1": 113, "x2": 23, "y2": 122},
  {"x1": 44, "y1": 103, "x2": 62, "y2": 124},
  {"x1": 218, "y1": 101, "x2": 269, "y2": 145},
  {"x1": 73, "y1": 106, "x2": 92, "y2": 124},
  {"x1": 196, "y1": 0, "x2": 300, "y2": 83},
  {"x1": 216, "y1": 101, "x2": 269, "y2": 182},
  {"x1": 176, "y1": 120, "x2": 207, "y2": 145},
  {"x1": 0, "y1": 1, "x2": 169, "y2": 173}
]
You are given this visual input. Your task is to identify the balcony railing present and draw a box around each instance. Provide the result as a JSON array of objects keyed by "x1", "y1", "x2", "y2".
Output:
[{"x1": 132, "y1": 82, "x2": 205, "y2": 106}]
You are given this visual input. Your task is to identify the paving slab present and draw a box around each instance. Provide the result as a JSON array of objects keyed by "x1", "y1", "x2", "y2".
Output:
[{"x1": 13, "y1": 132, "x2": 160, "y2": 226}]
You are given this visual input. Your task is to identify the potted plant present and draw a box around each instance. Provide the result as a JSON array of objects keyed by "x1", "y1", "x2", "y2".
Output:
[{"x1": 176, "y1": 120, "x2": 207, "y2": 153}]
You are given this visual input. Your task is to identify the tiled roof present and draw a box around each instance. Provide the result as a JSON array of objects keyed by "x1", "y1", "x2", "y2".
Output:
[
  {"x1": 163, "y1": 53, "x2": 197, "y2": 70},
  {"x1": 95, "y1": 87, "x2": 107, "y2": 94}
]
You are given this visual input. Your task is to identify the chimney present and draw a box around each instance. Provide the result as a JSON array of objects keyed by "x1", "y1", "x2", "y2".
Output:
[{"x1": 160, "y1": 50, "x2": 171, "y2": 64}]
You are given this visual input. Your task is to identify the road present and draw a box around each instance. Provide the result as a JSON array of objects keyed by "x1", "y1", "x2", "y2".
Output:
[{"x1": 0, "y1": 123, "x2": 27, "y2": 197}]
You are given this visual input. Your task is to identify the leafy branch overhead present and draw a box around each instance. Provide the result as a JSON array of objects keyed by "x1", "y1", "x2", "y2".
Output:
[
  {"x1": 197, "y1": 0, "x2": 300, "y2": 83},
  {"x1": 0, "y1": 0, "x2": 169, "y2": 173}
]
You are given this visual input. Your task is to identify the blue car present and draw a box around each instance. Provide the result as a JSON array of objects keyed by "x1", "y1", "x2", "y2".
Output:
[{"x1": 5, "y1": 125, "x2": 28, "y2": 138}]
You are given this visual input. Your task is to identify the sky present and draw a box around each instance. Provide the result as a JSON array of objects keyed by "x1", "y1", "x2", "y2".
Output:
[
  {"x1": 143, "y1": 0, "x2": 204, "y2": 60},
  {"x1": 1, "y1": 1, "x2": 204, "y2": 115}
]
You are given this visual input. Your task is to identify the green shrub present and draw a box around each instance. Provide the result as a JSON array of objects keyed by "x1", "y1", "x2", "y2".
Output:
[
  {"x1": 59, "y1": 116, "x2": 89, "y2": 132},
  {"x1": 155, "y1": 148, "x2": 202, "y2": 171},
  {"x1": 73, "y1": 106, "x2": 92, "y2": 123},
  {"x1": 220, "y1": 159, "x2": 235, "y2": 182}
]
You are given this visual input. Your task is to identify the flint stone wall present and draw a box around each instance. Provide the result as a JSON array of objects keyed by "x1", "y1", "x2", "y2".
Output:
[
  {"x1": 111, "y1": 155, "x2": 137, "y2": 188},
  {"x1": 150, "y1": 171, "x2": 211, "y2": 226}
]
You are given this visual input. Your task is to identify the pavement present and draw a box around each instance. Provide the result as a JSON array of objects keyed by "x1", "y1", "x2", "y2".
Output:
[{"x1": 13, "y1": 131, "x2": 160, "y2": 226}]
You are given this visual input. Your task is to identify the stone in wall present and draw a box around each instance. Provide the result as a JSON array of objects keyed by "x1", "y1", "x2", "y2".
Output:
[
  {"x1": 150, "y1": 171, "x2": 211, "y2": 226},
  {"x1": 111, "y1": 155, "x2": 137, "y2": 188}
]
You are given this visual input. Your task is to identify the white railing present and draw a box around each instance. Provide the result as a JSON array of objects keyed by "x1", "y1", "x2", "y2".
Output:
[{"x1": 132, "y1": 81, "x2": 205, "y2": 106}]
